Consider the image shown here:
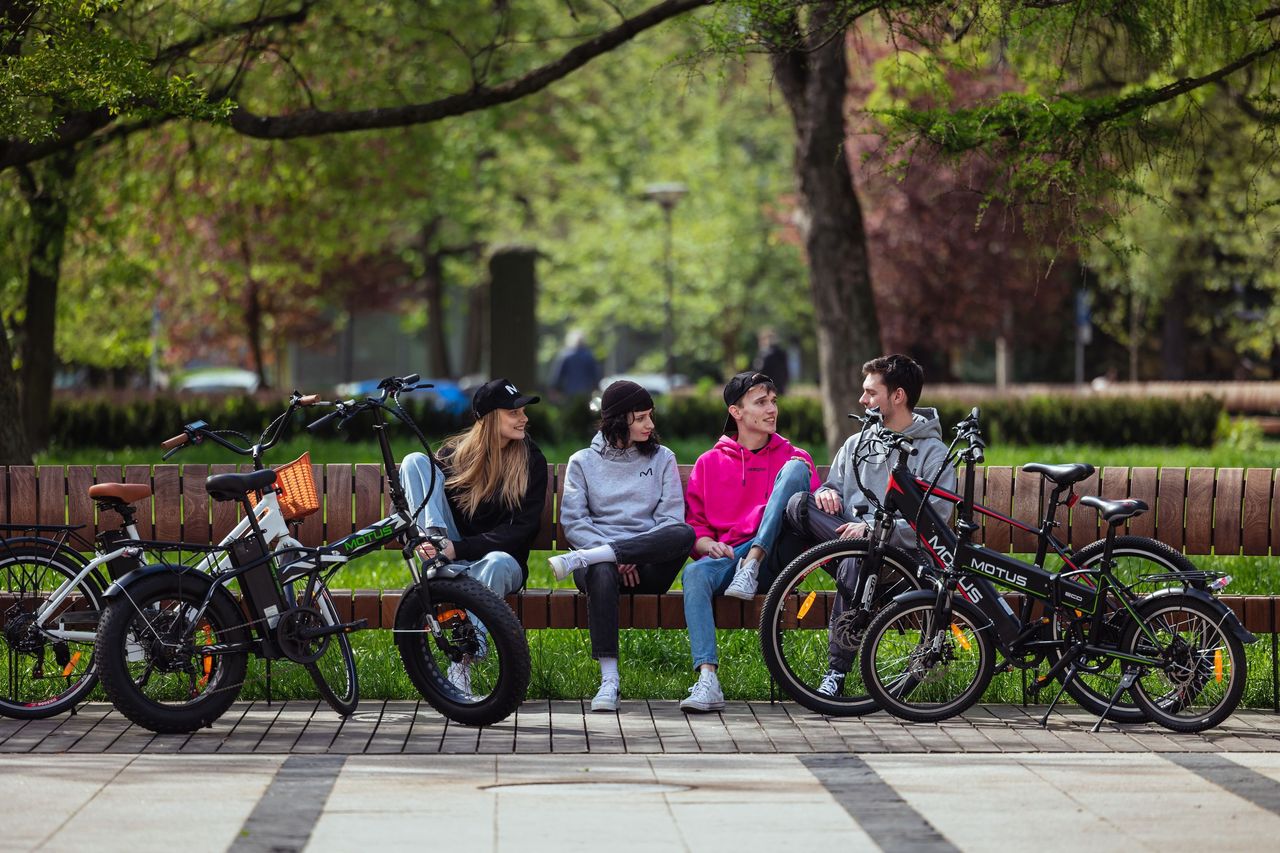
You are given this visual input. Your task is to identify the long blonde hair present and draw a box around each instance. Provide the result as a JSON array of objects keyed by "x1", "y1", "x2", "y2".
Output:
[{"x1": 440, "y1": 411, "x2": 530, "y2": 517}]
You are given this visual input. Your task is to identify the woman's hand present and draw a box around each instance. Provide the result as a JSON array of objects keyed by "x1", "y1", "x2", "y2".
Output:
[
  {"x1": 618, "y1": 564, "x2": 640, "y2": 587},
  {"x1": 416, "y1": 538, "x2": 457, "y2": 562},
  {"x1": 696, "y1": 537, "x2": 736, "y2": 559}
]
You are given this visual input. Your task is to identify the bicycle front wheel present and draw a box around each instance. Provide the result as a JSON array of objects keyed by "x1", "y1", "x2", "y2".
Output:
[
  {"x1": 1122, "y1": 593, "x2": 1247, "y2": 733},
  {"x1": 284, "y1": 580, "x2": 358, "y2": 717},
  {"x1": 395, "y1": 576, "x2": 529, "y2": 727},
  {"x1": 1053, "y1": 536, "x2": 1201, "y2": 723},
  {"x1": 860, "y1": 589, "x2": 995, "y2": 723},
  {"x1": 759, "y1": 538, "x2": 922, "y2": 716},
  {"x1": 0, "y1": 542, "x2": 103, "y2": 719}
]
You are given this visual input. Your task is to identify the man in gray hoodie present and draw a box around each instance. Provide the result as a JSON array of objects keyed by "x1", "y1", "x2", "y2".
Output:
[{"x1": 785, "y1": 354, "x2": 956, "y2": 697}]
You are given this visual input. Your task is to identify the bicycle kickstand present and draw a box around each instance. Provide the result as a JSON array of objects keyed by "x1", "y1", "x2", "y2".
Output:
[
  {"x1": 1038, "y1": 664, "x2": 1077, "y2": 728},
  {"x1": 1090, "y1": 669, "x2": 1139, "y2": 734}
]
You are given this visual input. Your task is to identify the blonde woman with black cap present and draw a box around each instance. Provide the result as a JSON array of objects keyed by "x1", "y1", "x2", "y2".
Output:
[
  {"x1": 399, "y1": 378, "x2": 548, "y2": 694},
  {"x1": 551, "y1": 380, "x2": 695, "y2": 712}
]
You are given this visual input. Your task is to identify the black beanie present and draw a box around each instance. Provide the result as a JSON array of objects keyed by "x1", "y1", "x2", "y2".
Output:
[{"x1": 601, "y1": 380, "x2": 655, "y2": 418}]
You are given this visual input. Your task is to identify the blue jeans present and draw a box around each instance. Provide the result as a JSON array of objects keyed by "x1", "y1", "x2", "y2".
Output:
[
  {"x1": 682, "y1": 458, "x2": 812, "y2": 669},
  {"x1": 399, "y1": 452, "x2": 524, "y2": 598}
]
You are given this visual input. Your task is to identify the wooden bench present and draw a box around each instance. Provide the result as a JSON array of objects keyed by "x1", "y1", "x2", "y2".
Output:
[{"x1": 2, "y1": 463, "x2": 1279, "y2": 635}]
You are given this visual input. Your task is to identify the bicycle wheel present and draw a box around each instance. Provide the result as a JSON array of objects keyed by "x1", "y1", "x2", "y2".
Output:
[
  {"x1": 95, "y1": 570, "x2": 249, "y2": 734},
  {"x1": 759, "y1": 538, "x2": 922, "y2": 716},
  {"x1": 395, "y1": 576, "x2": 529, "y2": 727},
  {"x1": 0, "y1": 542, "x2": 103, "y2": 719},
  {"x1": 859, "y1": 589, "x2": 995, "y2": 723},
  {"x1": 1122, "y1": 593, "x2": 1247, "y2": 733},
  {"x1": 1052, "y1": 536, "x2": 1199, "y2": 722},
  {"x1": 279, "y1": 579, "x2": 359, "y2": 717}
]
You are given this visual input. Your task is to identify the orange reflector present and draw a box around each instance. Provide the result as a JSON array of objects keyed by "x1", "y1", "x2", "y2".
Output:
[
  {"x1": 798, "y1": 591, "x2": 817, "y2": 620},
  {"x1": 199, "y1": 627, "x2": 213, "y2": 688},
  {"x1": 1075, "y1": 610, "x2": 1083, "y2": 618},
  {"x1": 438, "y1": 608, "x2": 466, "y2": 624},
  {"x1": 61, "y1": 651, "x2": 82, "y2": 677},
  {"x1": 1215, "y1": 649, "x2": 1223, "y2": 682},
  {"x1": 950, "y1": 623, "x2": 971, "y2": 651}
]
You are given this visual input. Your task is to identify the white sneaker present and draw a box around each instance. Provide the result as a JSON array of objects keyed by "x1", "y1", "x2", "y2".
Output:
[
  {"x1": 724, "y1": 557, "x2": 760, "y2": 600},
  {"x1": 817, "y1": 670, "x2": 845, "y2": 698},
  {"x1": 549, "y1": 551, "x2": 589, "y2": 581},
  {"x1": 447, "y1": 661, "x2": 473, "y2": 699},
  {"x1": 591, "y1": 679, "x2": 620, "y2": 712},
  {"x1": 679, "y1": 671, "x2": 726, "y2": 713}
]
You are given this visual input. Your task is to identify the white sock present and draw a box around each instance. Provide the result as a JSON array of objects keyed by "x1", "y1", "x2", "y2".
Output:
[
  {"x1": 599, "y1": 657, "x2": 619, "y2": 684},
  {"x1": 699, "y1": 667, "x2": 718, "y2": 684},
  {"x1": 577, "y1": 544, "x2": 617, "y2": 565}
]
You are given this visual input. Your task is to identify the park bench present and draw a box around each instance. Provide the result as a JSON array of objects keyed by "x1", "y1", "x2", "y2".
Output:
[{"x1": 1, "y1": 462, "x2": 1278, "y2": 639}]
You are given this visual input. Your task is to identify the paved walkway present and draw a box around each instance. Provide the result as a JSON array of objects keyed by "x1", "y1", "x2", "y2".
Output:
[{"x1": 2, "y1": 701, "x2": 1280, "y2": 754}]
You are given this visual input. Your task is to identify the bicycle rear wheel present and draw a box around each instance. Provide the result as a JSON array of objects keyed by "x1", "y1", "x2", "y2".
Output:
[
  {"x1": 860, "y1": 589, "x2": 995, "y2": 723},
  {"x1": 1122, "y1": 593, "x2": 1247, "y2": 733},
  {"x1": 1053, "y1": 536, "x2": 1200, "y2": 722},
  {"x1": 759, "y1": 538, "x2": 922, "y2": 716},
  {"x1": 395, "y1": 576, "x2": 529, "y2": 727},
  {"x1": 0, "y1": 542, "x2": 103, "y2": 719}
]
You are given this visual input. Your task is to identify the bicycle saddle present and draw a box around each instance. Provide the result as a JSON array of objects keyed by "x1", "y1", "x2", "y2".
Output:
[
  {"x1": 1078, "y1": 495, "x2": 1148, "y2": 524},
  {"x1": 1023, "y1": 462, "x2": 1095, "y2": 486},
  {"x1": 88, "y1": 483, "x2": 153, "y2": 503},
  {"x1": 205, "y1": 469, "x2": 277, "y2": 502}
]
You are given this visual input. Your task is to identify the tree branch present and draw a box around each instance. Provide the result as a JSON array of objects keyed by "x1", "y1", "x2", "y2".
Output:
[
  {"x1": 155, "y1": 0, "x2": 318, "y2": 65},
  {"x1": 226, "y1": 0, "x2": 709, "y2": 139}
]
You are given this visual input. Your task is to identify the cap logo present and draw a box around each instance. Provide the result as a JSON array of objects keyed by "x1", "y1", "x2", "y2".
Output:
[{"x1": 505, "y1": 384, "x2": 517, "y2": 395}]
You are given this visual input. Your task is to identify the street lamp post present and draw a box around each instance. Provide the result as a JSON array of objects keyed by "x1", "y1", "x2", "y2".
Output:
[{"x1": 644, "y1": 182, "x2": 686, "y2": 387}]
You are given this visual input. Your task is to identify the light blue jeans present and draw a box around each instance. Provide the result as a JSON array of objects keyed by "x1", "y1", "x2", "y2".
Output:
[
  {"x1": 682, "y1": 458, "x2": 812, "y2": 669},
  {"x1": 399, "y1": 451, "x2": 524, "y2": 598}
]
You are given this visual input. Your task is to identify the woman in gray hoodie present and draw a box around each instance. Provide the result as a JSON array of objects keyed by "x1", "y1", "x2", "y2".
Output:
[{"x1": 550, "y1": 380, "x2": 696, "y2": 712}]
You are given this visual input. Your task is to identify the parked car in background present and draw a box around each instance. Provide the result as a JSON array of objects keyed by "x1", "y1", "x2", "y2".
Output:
[
  {"x1": 174, "y1": 367, "x2": 261, "y2": 394},
  {"x1": 589, "y1": 372, "x2": 688, "y2": 413},
  {"x1": 334, "y1": 377, "x2": 470, "y2": 416}
]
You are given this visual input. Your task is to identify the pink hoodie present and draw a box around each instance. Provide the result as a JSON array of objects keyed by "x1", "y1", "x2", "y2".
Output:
[{"x1": 685, "y1": 434, "x2": 821, "y2": 552}]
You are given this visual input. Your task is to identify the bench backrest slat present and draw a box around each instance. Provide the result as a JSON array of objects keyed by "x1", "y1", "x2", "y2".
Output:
[{"x1": 7, "y1": 463, "x2": 1280, "y2": 557}]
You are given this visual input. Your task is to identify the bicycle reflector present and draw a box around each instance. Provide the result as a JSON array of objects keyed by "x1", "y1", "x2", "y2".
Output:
[
  {"x1": 950, "y1": 623, "x2": 972, "y2": 651},
  {"x1": 797, "y1": 591, "x2": 817, "y2": 620}
]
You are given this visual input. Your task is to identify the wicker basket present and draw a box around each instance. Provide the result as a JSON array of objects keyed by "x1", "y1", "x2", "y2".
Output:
[{"x1": 249, "y1": 451, "x2": 320, "y2": 522}]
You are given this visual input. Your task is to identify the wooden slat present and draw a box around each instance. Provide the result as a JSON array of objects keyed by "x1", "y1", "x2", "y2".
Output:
[
  {"x1": 295, "y1": 464, "x2": 325, "y2": 546},
  {"x1": 659, "y1": 590, "x2": 686, "y2": 629},
  {"x1": 520, "y1": 591, "x2": 549, "y2": 629},
  {"x1": 1100, "y1": 467, "x2": 1130, "y2": 535},
  {"x1": 152, "y1": 465, "x2": 182, "y2": 543},
  {"x1": 325, "y1": 464, "x2": 353, "y2": 541},
  {"x1": 380, "y1": 592, "x2": 399, "y2": 630},
  {"x1": 65, "y1": 465, "x2": 94, "y2": 530},
  {"x1": 548, "y1": 590, "x2": 576, "y2": 628},
  {"x1": 1127, "y1": 467, "x2": 1158, "y2": 539},
  {"x1": 353, "y1": 463, "x2": 382, "y2": 532},
  {"x1": 1184, "y1": 468, "x2": 1215, "y2": 555},
  {"x1": 632, "y1": 594, "x2": 659, "y2": 628},
  {"x1": 1011, "y1": 467, "x2": 1042, "y2": 553},
  {"x1": 1156, "y1": 468, "x2": 1187, "y2": 552},
  {"x1": 1243, "y1": 597, "x2": 1273, "y2": 634},
  {"x1": 0, "y1": 466, "x2": 7, "y2": 524},
  {"x1": 1213, "y1": 468, "x2": 1244, "y2": 556},
  {"x1": 9, "y1": 466, "x2": 35, "y2": 526},
  {"x1": 1068, "y1": 468, "x2": 1100, "y2": 549},
  {"x1": 983, "y1": 466, "x2": 1013, "y2": 552},
  {"x1": 123, "y1": 465, "x2": 152, "y2": 539},
  {"x1": 575, "y1": 593, "x2": 590, "y2": 627},
  {"x1": 714, "y1": 597, "x2": 744, "y2": 630},
  {"x1": 352, "y1": 590, "x2": 380, "y2": 627},
  {"x1": 208, "y1": 463, "x2": 239, "y2": 543},
  {"x1": 93, "y1": 465, "x2": 122, "y2": 536},
  {"x1": 36, "y1": 465, "x2": 65, "y2": 525},
  {"x1": 971, "y1": 465, "x2": 986, "y2": 546},
  {"x1": 180, "y1": 464, "x2": 210, "y2": 544},
  {"x1": 1244, "y1": 468, "x2": 1273, "y2": 556}
]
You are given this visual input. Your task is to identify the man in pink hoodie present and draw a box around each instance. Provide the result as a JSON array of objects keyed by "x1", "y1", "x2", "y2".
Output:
[{"x1": 679, "y1": 371, "x2": 821, "y2": 712}]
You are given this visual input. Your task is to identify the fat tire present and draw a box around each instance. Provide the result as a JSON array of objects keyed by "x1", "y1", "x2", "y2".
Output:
[
  {"x1": 395, "y1": 576, "x2": 530, "y2": 727},
  {"x1": 759, "y1": 538, "x2": 922, "y2": 716}
]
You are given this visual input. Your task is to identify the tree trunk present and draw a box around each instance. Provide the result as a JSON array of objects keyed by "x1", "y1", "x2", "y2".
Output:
[
  {"x1": 19, "y1": 149, "x2": 78, "y2": 452},
  {"x1": 0, "y1": 321, "x2": 32, "y2": 464},
  {"x1": 246, "y1": 278, "x2": 269, "y2": 389},
  {"x1": 1160, "y1": 275, "x2": 1190, "y2": 380},
  {"x1": 423, "y1": 251, "x2": 452, "y2": 377},
  {"x1": 771, "y1": 12, "x2": 880, "y2": 455}
]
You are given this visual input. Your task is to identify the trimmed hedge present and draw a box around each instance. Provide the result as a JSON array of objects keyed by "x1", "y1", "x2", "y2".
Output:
[{"x1": 48, "y1": 390, "x2": 1223, "y2": 451}]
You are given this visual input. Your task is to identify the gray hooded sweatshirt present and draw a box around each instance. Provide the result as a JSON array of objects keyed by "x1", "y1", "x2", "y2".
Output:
[
  {"x1": 822, "y1": 407, "x2": 956, "y2": 549},
  {"x1": 560, "y1": 433, "x2": 686, "y2": 549}
]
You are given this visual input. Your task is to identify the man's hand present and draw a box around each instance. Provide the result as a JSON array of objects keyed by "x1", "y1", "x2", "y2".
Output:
[
  {"x1": 416, "y1": 538, "x2": 457, "y2": 562},
  {"x1": 618, "y1": 564, "x2": 640, "y2": 587},
  {"x1": 696, "y1": 537, "x2": 736, "y2": 559},
  {"x1": 814, "y1": 488, "x2": 843, "y2": 516},
  {"x1": 835, "y1": 521, "x2": 868, "y2": 540}
]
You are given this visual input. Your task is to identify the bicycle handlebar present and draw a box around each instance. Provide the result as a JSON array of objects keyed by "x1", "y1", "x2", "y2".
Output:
[{"x1": 160, "y1": 433, "x2": 188, "y2": 450}]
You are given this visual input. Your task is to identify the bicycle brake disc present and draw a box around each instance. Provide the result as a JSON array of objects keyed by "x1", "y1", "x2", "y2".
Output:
[{"x1": 830, "y1": 610, "x2": 867, "y2": 652}]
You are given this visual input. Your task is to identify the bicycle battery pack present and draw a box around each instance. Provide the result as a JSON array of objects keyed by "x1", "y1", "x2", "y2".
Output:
[{"x1": 230, "y1": 537, "x2": 286, "y2": 629}]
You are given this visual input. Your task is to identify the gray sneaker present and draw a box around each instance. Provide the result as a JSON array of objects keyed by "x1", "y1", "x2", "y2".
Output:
[
  {"x1": 724, "y1": 557, "x2": 759, "y2": 600},
  {"x1": 679, "y1": 672, "x2": 726, "y2": 713},
  {"x1": 591, "y1": 679, "x2": 620, "y2": 712},
  {"x1": 817, "y1": 670, "x2": 845, "y2": 698}
]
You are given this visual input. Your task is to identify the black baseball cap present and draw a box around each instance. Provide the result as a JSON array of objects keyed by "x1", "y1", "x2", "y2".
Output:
[
  {"x1": 472, "y1": 378, "x2": 540, "y2": 418},
  {"x1": 722, "y1": 371, "x2": 775, "y2": 435}
]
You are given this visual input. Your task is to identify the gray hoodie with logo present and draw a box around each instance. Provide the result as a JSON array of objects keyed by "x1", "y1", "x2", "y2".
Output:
[
  {"x1": 822, "y1": 408, "x2": 956, "y2": 549},
  {"x1": 560, "y1": 432, "x2": 686, "y2": 549}
]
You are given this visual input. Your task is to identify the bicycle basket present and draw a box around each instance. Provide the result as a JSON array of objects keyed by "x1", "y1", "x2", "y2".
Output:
[{"x1": 248, "y1": 451, "x2": 320, "y2": 522}]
